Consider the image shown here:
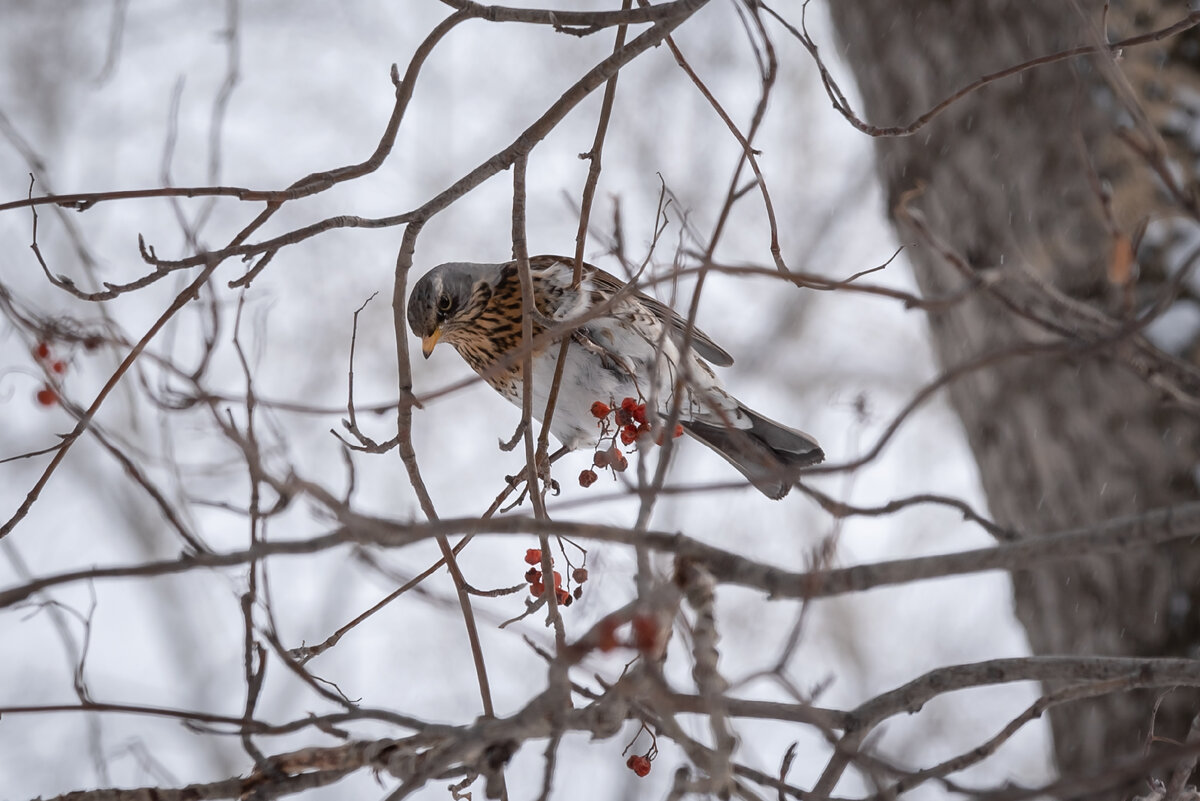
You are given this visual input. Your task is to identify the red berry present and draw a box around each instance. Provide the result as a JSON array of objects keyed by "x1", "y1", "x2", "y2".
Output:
[
  {"x1": 626, "y1": 755, "x2": 651, "y2": 777},
  {"x1": 530, "y1": 581, "x2": 545, "y2": 597},
  {"x1": 552, "y1": 570, "x2": 562, "y2": 588},
  {"x1": 615, "y1": 407, "x2": 633, "y2": 427},
  {"x1": 632, "y1": 614, "x2": 659, "y2": 652},
  {"x1": 573, "y1": 567, "x2": 588, "y2": 583},
  {"x1": 579, "y1": 469, "x2": 598, "y2": 488},
  {"x1": 35, "y1": 386, "x2": 57, "y2": 407},
  {"x1": 656, "y1": 424, "x2": 685, "y2": 446},
  {"x1": 590, "y1": 400, "x2": 610, "y2": 419},
  {"x1": 50, "y1": 360, "x2": 67, "y2": 374},
  {"x1": 525, "y1": 567, "x2": 540, "y2": 583},
  {"x1": 620, "y1": 396, "x2": 637, "y2": 411},
  {"x1": 525, "y1": 548, "x2": 542, "y2": 565},
  {"x1": 631, "y1": 403, "x2": 647, "y2": 425},
  {"x1": 619, "y1": 426, "x2": 638, "y2": 446},
  {"x1": 596, "y1": 618, "x2": 620, "y2": 652},
  {"x1": 33, "y1": 342, "x2": 51, "y2": 361},
  {"x1": 560, "y1": 592, "x2": 573, "y2": 607}
]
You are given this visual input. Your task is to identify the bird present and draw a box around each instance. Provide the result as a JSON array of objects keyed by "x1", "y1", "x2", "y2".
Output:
[{"x1": 406, "y1": 255, "x2": 823, "y2": 499}]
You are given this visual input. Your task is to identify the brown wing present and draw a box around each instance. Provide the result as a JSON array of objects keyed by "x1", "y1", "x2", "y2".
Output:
[{"x1": 534, "y1": 256, "x2": 735, "y2": 367}]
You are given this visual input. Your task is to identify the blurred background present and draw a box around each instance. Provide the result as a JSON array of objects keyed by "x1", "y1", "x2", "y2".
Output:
[{"x1": 0, "y1": 1, "x2": 1053, "y2": 797}]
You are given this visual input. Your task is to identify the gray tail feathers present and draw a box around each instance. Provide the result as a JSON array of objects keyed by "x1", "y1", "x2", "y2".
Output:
[{"x1": 682, "y1": 407, "x2": 823, "y2": 500}]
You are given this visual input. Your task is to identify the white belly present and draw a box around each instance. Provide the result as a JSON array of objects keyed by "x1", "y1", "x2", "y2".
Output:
[
  {"x1": 513, "y1": 324, "x2": 747, "y2": 451},
  {"x1": 525, "y1": 341, "x2": 639, "y2": 450}
]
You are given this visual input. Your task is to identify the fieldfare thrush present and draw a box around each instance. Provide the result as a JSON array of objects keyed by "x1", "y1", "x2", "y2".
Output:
[{"x1": 406, "y1": 255, "x2": 823, "y2": 498}]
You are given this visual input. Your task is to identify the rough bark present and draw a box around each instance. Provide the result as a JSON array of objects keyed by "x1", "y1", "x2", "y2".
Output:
[{"x1": 826, "y1": 0, "x2": 1200, "y2": 789}]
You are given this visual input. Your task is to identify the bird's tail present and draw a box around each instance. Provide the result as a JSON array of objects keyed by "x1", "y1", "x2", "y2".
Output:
[{"x1": 682, "y1": 406, "x2": 823, "y2": 500}]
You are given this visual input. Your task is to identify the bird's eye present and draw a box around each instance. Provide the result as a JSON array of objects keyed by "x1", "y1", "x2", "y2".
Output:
[{"x1": 436, "y1": 294, "x2": 452, "y2": 314}]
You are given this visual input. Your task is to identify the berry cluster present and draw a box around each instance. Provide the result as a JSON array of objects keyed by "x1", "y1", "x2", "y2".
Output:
[
  {"x1": 523, "y1": 548, "x2": 587, "y2": 607},
  {"x1": 623, "y1": 725, "x2": 658, "y2": 778},
  {"x1": 626, "y1": 754, "x2": 652, "y2": 777},
  {"x1": 31, "y1": 340, "x2": 68, "y2": 407},
  {"x1": 578, "y1": 397, "x2": 684, "y2": 488}
]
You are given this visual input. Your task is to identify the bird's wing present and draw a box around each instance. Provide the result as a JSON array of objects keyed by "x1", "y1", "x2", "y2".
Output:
[{"x1": 577, "y1": 261, "x2": 735, "y2": 368}]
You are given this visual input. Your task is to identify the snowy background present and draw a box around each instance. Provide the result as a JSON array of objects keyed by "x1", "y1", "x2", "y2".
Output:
[{"x1": 0, "y1": 2, "x2": 1053, "y2": 798}]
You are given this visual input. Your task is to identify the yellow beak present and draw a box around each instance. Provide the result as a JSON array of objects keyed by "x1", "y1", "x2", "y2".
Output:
[{"x1": 421, "y1": 327, "x2": 442, "y2": 359}]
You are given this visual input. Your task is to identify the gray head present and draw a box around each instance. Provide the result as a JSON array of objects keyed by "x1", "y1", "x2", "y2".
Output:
[{"x1": 406, "y1": 262, "x2": 502, "y2": 358}]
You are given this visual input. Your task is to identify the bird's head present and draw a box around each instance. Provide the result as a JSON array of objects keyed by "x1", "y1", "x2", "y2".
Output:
[{"x1": 406, "y1": 262, "x2": 498, "y2": 358}]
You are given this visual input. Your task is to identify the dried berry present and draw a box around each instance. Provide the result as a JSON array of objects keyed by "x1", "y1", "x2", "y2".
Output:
[
  {"x1": 590, "y1": 400, "x2": 611, "y2": 419},
  {"x1": 626, "y1": 755, "x2": 651, "y2": 777},
  {"x1": 615, "y1": 407, "x2": 633, "y2": 427},
  {"x1": 525, "y1": 567, "x2": 540, "y2": 583},
  {"x1": 579, "y1": 469, "x2": 598, "y2": 488},
  {"x1": 572, "y1": 567, "x2": 588, "y2": 584},
  {"x1": 524, "y1": 548, "x2": 542, "y2": 565},
  {"x1": 619, "y1": 426, "x2": 638, "y2": 446},
  {"x1": 609, "y1": 447, "x2": 628, "y2": 473},
  {"x1": 593, "y1": 450, "x2": 610, "y2": 468},
  {"x1": 573, "y1": 586, "x2": 583, "y2": 600}
]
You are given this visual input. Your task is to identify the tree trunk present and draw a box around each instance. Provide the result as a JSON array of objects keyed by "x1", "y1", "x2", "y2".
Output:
[{"x1": 827, "y1": 0, "x2": 1200, "y2": 788}]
